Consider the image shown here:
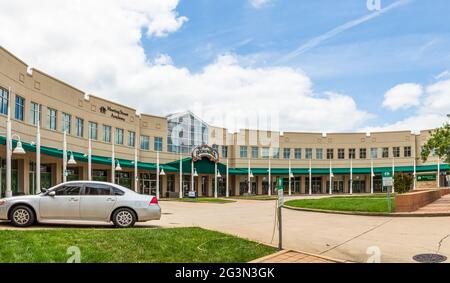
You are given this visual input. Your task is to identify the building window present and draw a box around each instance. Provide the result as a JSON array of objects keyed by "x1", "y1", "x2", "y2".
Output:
[
  {"x1": 102, "y1": 125, "x2": 111, "y2": 143},
  {"x1": 404, "y1": 146, "x2": 412, "y2": 158},
  {"x1": 393, "y1": 147, "x2": 400, "y2": 158},
  {"x1": 262, "y1": 147, "x2": 270, "y2": 159},
  {"x1": 115, "y1": 128, "x2": 124, "y2": 145},
  {"x1": 284, "y1": 148, "x2": 291, "y2": 159},
  {"x1": 222, "y1": 146, "x2": 228, "y2": 158},
  {"x1": 75, "y1": 118, "x2": 84, "y2": 137},
  {"x1": 140, "y1": 135, "x2": 150, "y2": 150},
  {"x1": 212, "y1": 144, "x2": 219, "y2": 153},
  {"x1": 240, "y1": 146, "x2": 248, "y2": 158},
  {"x1": 360, "y1": 148, "x2": 367, "y2": 159},
  {"x1": 252, "y1": 147, "x2": 259, "y2": 158},
  {"x1": 61, "y1": 113, "x2": 71, "y2": 134},
  {"x1": 315, "y1": 149, "x2": 323, "y2": 160},
  {"x1": 382, "y1": 147, "x2": 389, "y2": 158},
  {"x1": 338, "y1": 149, "x2": 345, "y2": 159},
  {"x1": 128, "y1": 131, "x2": 136, "y2": 147},
  {"x1": 305, "y1": 148, "x2": 313, "y2": 160},
  {"x1": 295, "y1": 148, "x2": 302, "y2": 160},
  {"x1": 154, "y1": 137, "x2": 163, "y2": 152},
  {"x1": 47, "y1": 108, "x2": 57, "y2": 130},
  {"x1": 88, "y1": 122, "x2": 98, "y2": 140},
  {"x1": 349, "y1": 148, "x2": 356, "y2": 159},
  {"x1": 327, "y1": 149, "x2": 334, "y2": 160},
  {"x1": 14, "y1": 95, "x2": 24, "y2": 121},
  {"x1": 0, "y1": 88, "x2": 8, "y2": 115},
  {"x1": 272, "y1": 148, "x2": 280, "y2": 159},
  {"x1": 30, "y1": 102, "x2": 41, "y2": 126},
  {"x1": 370, "y1": 148, "x2": 378, "y2": 159}
]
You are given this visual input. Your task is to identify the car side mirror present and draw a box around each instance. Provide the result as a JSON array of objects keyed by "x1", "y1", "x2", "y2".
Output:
[{"x1": 48, "y1": 191, "x2": 56, "y2": 197}]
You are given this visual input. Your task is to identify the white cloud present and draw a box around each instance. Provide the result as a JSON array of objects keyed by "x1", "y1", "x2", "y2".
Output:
[
  {"x1": 0, "y1": 0, "x2": 373, "y2": 133},
  {"x1": 249, "y1": 0, "x2": 272, "y2": 9},
  {"x1": 382, "y1": 83, "x2": 423, "y2": 111}
]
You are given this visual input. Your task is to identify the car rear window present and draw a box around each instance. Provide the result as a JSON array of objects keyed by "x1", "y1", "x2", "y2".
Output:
[
  {"x1": 84, "y1": 184, "x2": 112, "y2": 196},
  {"x1": 113, "y1": 188, "x2": 125, "y2": 196}
]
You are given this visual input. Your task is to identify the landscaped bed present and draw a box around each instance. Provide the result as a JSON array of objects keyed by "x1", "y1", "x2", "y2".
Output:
[
  {"x1": 284, "y1": 195, "x2": 395, "y2": 213},
  {"x1": 0, "y1": 227, "x2": 275, "y2": 263}
]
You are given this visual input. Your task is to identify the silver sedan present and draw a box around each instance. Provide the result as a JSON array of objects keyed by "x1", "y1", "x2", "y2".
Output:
[{"x1": 0, "y1": 181, "x2": 161, "y2": 228}]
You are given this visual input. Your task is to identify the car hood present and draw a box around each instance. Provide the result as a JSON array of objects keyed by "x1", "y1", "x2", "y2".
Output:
[{"x1": 2, "y1": 195, "x2": 41, "y2": 202}]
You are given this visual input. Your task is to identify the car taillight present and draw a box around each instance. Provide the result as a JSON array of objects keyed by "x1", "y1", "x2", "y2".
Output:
[{"x1": 150, "y1": 197, "x2": 158, "y2": 205}]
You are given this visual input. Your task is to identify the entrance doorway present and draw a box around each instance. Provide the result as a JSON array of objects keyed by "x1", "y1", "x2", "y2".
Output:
[
  {"x1": 306, "y1": 177, "x2": 322, "y2": 194},
  {"x1": 201, "y1": 176, "x2": 209, "y2": 196}
]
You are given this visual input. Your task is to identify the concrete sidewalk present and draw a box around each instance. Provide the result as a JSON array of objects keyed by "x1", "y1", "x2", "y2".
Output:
[
  {"x1": 250, "y1": 250, "x2": 347, "y2": 263},
  {"x1": 417, "y1": 194, "x2": 450, "y2": 213}
]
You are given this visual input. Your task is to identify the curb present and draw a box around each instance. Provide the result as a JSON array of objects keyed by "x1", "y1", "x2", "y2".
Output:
[{"x1": 283, "y1": 205, "x2": 450, "y2": 217}]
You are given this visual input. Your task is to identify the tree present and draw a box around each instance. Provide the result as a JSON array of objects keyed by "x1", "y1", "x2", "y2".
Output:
[
  {"x1": 421, "y1": 122, "x2": 450, "y2": 163},
  {"x1": 394, "y1": 173, "x2": 414, "y2": 194}
]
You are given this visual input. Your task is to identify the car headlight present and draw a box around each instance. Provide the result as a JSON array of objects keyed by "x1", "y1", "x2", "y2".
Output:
[{"x1": 0, "y1": 200, "x2": 7, "y2": 206}]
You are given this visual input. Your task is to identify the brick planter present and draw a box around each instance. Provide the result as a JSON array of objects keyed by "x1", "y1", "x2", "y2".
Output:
[{"x1": 395, "y1": 188, "x2": 450, "y2": 212}]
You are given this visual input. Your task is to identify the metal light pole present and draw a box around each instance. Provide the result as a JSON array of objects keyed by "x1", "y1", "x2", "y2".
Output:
[
  {"x1": 36, "y1": 116, "x2": 41, "y2": 193},
  {"x1": 111, "y1": 142, "x2": 115, "y2": 184},
  {"x1": 5, "y1": 87, "x2": 12, "y2": 197},
  {"x1": 309, "y1": 158, "x2": 312, "y2": 195},
  {"x1": 413, "y1": 158, "x2": 417, "y2": 190},
  {"x1": 63, "y1": 131, "x2": 67, "y2": 183},
  {"x1": 288, "y1": 159, "x2": 292, "y2": 196},
  {"x1": 190, "y1": 157, "x2": 194, "y2": 193},
  {"x1": 268, "y1": 156, "x2": 272, "y2": 196},
  {"x1": 247, "y1": 158, "x2": 251, "y2": 195},
  {"x1": 329, "y1": 160, "x2": 333, "y2": 195},
  {"x1": 179, "y1": 153, "x2": 183, "y2": 199},
  {"x1": 88, "y1": 138, "x2": 92, "y2": 181},
  {"x1": 370, "y1": 158, "x2": 374, "y2": 194},
  {"x1": 214, "y1": 162, "x2": 218, "y2": 198},
  {"x1": 392, "y1": 157, "x2": 395, "y2": 193},
  {"x1": 437, "y1": 156, "x2": 441, "y2": 188},
  {"x1": 156, "y1": 151, "x2": 160, "y2": 199},
  {"x1": 350, "y1": 158, "x2": 353, "y2": 195},
  {"x1": 134, "y1": 146, "x2": 138, "y2": 192},
  {"x1": 226, "y1": 157, "x2": 229, "y2": 198}
]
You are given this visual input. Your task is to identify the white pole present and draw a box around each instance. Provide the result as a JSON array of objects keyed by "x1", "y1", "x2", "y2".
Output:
[
  {"x1": 36, "y1": 116, "x2": 41, "y2": 193},
  {"x1": 156, "y1": 151, "x2": 160, "y2": 199},
  {"x1": 63, "y1": 131, "x2": 67, "y2": 183},
  {"x1": 111, "y1": 143, "x2": 115, "y2": 184},
  {"x1": 392, "y1": 157, "x2": 395, "y2": 193},
  {"x1": 5, "y1": 87, "x2": 12, "y2": 197},
  {"x1": 190, "y1": 157, "x2": 194, "y2": 193},
  {"x1": 179, "y1": 154, "x2": 183, "y2": 198},
  {"x1": 134, "y1": 146, "x2": 138, "y2": 192},
  {"x1": 371, "y1": 158, "x2": 374, "y2": 194},
  {"x1": 214, "y1": 162, "x2": 218, "y2": 198},
  {"x1": 268, "y1": 156, "x2": 272, "y2": 196},
  {"x1": 247, "y1": 158, "x2": 251, "y2": 195},
  {"x1": 350, "y1": 158, "x2": 353, "y2": 195},
  {"x1": 226, "y1": 157, "x2": 229, "y2": 198},
  {"x1": 288, "y1": 159, "x2": 292, "y2": 196},
  {"x1": 413, "y1": 158, "x2": 417, "y2": 190},
  {"x1": 88, "y1": 138, "x2": 92, "y2": 181},
  {"x1": 309, "y1": 158, "x2": 312, "y2": 195},
  {"x1": 437, "y1": 156, "x2": 441, "y2": 188},
  {"x1": 329, "y1": 160, "x2": 333, "y2": 195}
]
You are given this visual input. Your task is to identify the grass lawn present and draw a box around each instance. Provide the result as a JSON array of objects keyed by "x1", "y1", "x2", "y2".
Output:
[
  {"x1": 284, "y1": 195, "x2": 395, "y2": 213},
  {"x1": 0, "y1": 227, "x2": 276, "y2": 263},
  {"x1": 165, "y1": 197, "x2": 236, "y2": 203}
]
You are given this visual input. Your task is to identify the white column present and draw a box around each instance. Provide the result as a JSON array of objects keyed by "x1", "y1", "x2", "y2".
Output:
[
  {"x1": 288, "y1": 159, "x2": 292, "y2": 196},
  {"x1": 214, "y1": 162, "x2": 218, "y2": 198},
  {"x1": 5, "y1": 87, "x2": 12, "y2": 197},
  {"x1": 226, "y1": 157, "x2": 229, "y2": 198},
  {"x1": 36, "y1": 119, "x2": 41, "y2": 193},
  {"x1": 413, "y1": 158, "x2": 417, "y2": 190},
  {"x1": 134, "y1": 147, "x2": 138, "y2": 192},
  {"x1": 350, "y1": 158, "x2": 353, "y2": 195},
  {"x1": 329, "y1": 160, "x2": 333, "y2": 195},
  {"x1": 63, "y1": 131, "x2": 67, "y2": 183},
  {"x1": 88, "y1": 138, "x2": 92, "y2": 181},
  {"x1": 156, "y1": 151, "x2": 160, "y2": 199},
  {"x1": 309, "y1": 158, "x2": 312, "y2": 195},
  {"x1": 111, "y1": 143, "x2": 115, "y2": 184},
  {"x1": 247, "y1": 158, "x2": 251, "y2": 195},
  {"x1": 437, "y1": 156, "x2": 441, "y2": 188},
  {"x1": 268, "y1": 156, "x2": 272, "y2": 196},
  {"x1": 370, "y1": 158, "x2": 374, "y2": 194},
  {"x1": 179, "y1": 154, "x2": 183, "y2": 198}
]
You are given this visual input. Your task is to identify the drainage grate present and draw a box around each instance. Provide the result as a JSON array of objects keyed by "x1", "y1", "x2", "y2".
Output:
[{"x1": 413, "y1": 254, "x2": 447, "y2": 263}]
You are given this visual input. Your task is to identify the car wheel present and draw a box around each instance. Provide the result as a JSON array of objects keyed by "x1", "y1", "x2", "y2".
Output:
[
  {"x1": 112, "y1": 208, "x2": 136, "y2": 228},
  {"x1": 10, "y1": 206, "x2": 35, "y2": 227}
]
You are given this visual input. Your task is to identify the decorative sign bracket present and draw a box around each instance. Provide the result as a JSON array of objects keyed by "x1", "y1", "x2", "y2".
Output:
[{"x1": 191, "y1": 144, "x2": 219, "y2": 163}]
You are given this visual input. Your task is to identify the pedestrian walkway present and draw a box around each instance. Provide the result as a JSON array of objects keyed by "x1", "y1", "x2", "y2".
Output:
[
  {"x1": 417, "y1": 194, "x2": 450, "y2": 213},
  {"x1": 249, "y1": 250, "x2": 346, "y2": 263}
]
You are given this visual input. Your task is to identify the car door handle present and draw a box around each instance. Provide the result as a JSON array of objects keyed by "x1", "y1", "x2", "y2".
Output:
[
  {"x1": 69, "y1": 198, "x2": 79, "y2": 202},
  {"x1": 107, "y1": 198, "x2": 115, "y2": 202}
]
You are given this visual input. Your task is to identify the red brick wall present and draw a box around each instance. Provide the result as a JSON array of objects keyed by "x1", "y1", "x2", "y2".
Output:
[{"x1": 395, "y1": 189, "x2": 450, "y2": 212}]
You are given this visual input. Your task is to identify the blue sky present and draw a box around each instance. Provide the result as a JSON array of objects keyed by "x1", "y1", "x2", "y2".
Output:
[{"x1": 143, "y1": 0, "x2": 450, "y2": 128}]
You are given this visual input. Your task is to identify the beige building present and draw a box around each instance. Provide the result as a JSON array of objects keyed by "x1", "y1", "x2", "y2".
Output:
[{"x1": 0, "y1": 47, "x2": 447, "y2": 198}]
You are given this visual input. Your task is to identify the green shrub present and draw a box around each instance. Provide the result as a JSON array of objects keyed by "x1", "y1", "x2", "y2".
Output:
[{"x1": 394, "y1": 173, "x2": 414, "y2": 194}]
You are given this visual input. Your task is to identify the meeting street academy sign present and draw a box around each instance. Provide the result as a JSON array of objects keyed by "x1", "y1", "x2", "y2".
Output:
[
  {"x1": 192, "y1": 145, "x2": 219, "y2": 163},
  {"x1": 99, "y1": 106, "x2": 129, "y2": 121}
]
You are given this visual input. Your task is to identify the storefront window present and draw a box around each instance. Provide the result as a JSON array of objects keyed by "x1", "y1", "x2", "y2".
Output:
[{"x1": 92, "y1": 170, "x2": 107, "y2": 182}]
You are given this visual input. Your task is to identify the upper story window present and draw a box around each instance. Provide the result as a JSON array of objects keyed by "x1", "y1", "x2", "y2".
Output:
[
  {"x1": 115, "y1": 128, "x2": 124, "y2": 145},
  {"x1": 262, "y1": 147, "x2": 270, "y2": 159},
  {"x1": 305, "y1": 148, "x2": 313, "y2": 160},
  {"x1": 393, "y1": 147, "x2": 400, "y2": 158},
  {"x1": 382, "y1": 147, "x2": 389, "y2": 158},
  {"x1": 14, "y1": 95, "x2": 24, "y2": 121},
  {"x1": 154, "y1": 137, "x2": 163, "y2": 152},
  {"x1": 252, "y1": 147, "x2": 259, "y2": 158},
  {"x1": 212, "y1": 144, "x2": 219, "y2": 153},
  {"x1": 272, "y1": 148, "x2": 280, "y2": 159},
  {"x1": 295, "y1": 148, "x2": 302, "y2": 160},
  {"x1": 61, "y1": 112, "x2": 71, "y2": 134},
  {"x1": 404, "y1": 146, "x2": 412, "y2": 158},
  {"x1": 349, "y1": 148, "x2": 356, "y2": 159},
  {"x1": 30, "y1": 102, "x2": 41, "y2": 126},
  {"x1": 284, "y1": 148, "x2": 291, "y2": 159},
  {"x1": 370, "y1": 148, "x2": 378, "y2": 159},
  {"x1": 0, "y1": 88, "x2": 8, "y2": 116},
  {"x1": 102, "y1": 125, "x2": 111, "y2": 143},
  {"x1": 75, "y1": 117, "x2": 84, "y2": 137},
  {"x1": 140, "y1": 135, "x2": 150, "y2": 150},
  {"x1": 327, "y1": 149, "x2": 334, "y2": 160},
  {"x1": 316, "y1": 149, "x2": 323, "y2": 160},
  {"x1": 240, "y1": 146, "x2": 248, "y2": 158},
  {"x1": 47, "y1": 108, "x2": 57, "y2": 130},
  {"x1": 222, "y1": 146, "x2": 228, "y2": 158},
  {"x1": 338, "y1": 148, "x2": 345, "y2": 159},
  {"x1": 128, "y1": 131, "x2": 136, "y2": 148},
  {"x1": 360, "y1": 148, "x2": 367, "y2": 159},
  {"x1": 167, "y1": 112, "x2": 208, "y2": 154},
  {"x1": 88, "y1": 122, "x2": 98, "y2": 140}
]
